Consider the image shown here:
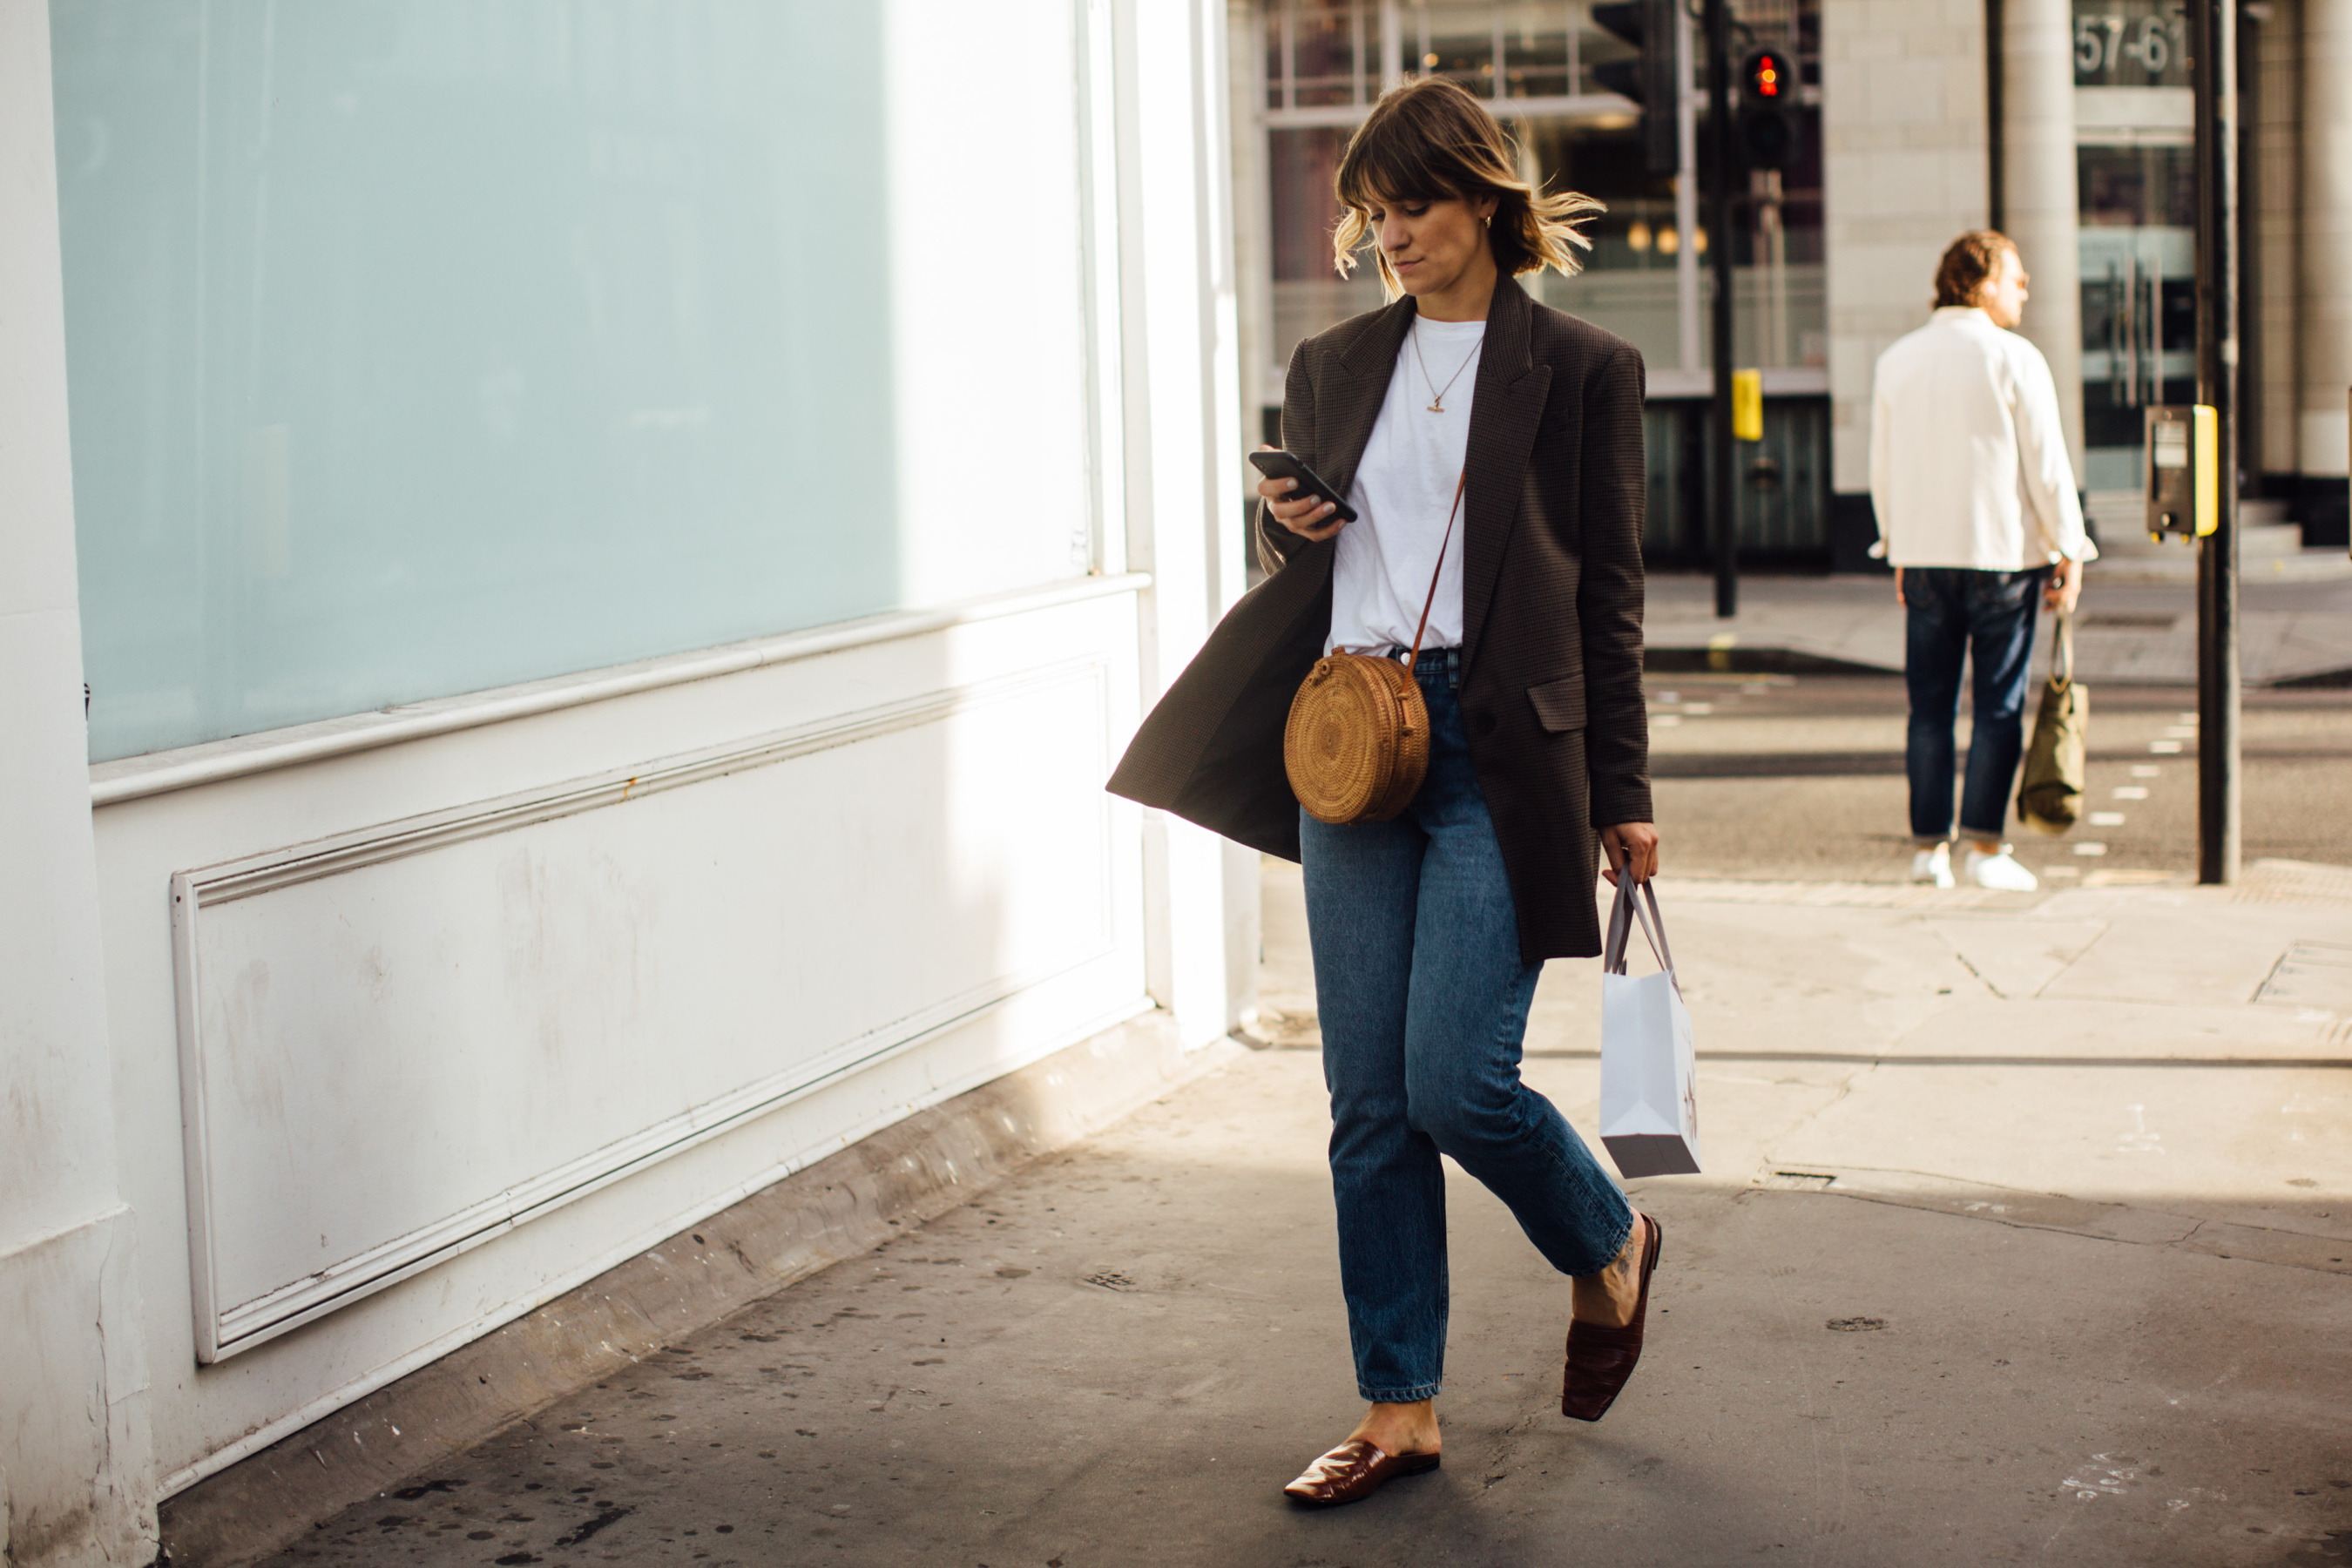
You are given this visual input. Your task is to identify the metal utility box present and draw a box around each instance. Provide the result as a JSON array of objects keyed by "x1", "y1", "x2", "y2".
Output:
[{"x1": 2145, "y1": 404, "x2": 2217, "y2": 539}]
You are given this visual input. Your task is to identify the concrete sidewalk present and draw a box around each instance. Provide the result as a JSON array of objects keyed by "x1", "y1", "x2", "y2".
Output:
[
  {"x1": 233, "y1": 856, "x2": 2352, "y2": 1568},
  {"x1": 1646, "y1": 573, "x2": 2352, "y2": 687}
]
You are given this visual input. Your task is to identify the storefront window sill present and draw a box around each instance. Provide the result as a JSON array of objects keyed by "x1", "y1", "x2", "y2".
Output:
[{"x1": 90, "y1": 572, "x2": 1151, "y2": 808}]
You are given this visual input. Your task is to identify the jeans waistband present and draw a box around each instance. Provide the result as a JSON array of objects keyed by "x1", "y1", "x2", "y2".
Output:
[{"x1": 1382, "y1": 645, "x2": 1461, "y2": 689}]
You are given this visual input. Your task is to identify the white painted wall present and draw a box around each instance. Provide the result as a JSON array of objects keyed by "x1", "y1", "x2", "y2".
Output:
[
  {"x1": 1116, "y1": 0, "x2": 1255, "y2": 1042},
  {"x1": 883, "y1": 1, "x2": 1098, "y2": 600},
  {"x1": 0, "y1": 0, "x2": 158, "y2": 1558},
  {"x1": 11, "y1": 0, "x2": 1252, "y2": 1517},
  {"x1": 99, "y1": 585, "x2": 1159, "y2": 1489},
  {"x1": 1821, "y1": 0, "x2": 1990, "y2": 495}
]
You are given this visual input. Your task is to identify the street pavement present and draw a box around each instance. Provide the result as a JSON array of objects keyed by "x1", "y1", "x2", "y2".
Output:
[
  {"x1": 257, "y1": 843, "x2": 2352, "y2": 1566},
  {"x1": 236, "y1": 571, "x2": 2352, "y2": 1567},
  {"x1": 1644, "y1": 672, "x2": 2352, "y2": 887},
  {"x1": 1645, "y1": 571, "x2": 2352, "y2": 689}
]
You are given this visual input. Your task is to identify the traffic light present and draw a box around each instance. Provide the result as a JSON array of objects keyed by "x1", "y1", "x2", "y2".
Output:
[
  {"x1": 1592, "y1": 0, "x2": 1680, "y2": 174},
  {"x1": 1737, "y1": 46, "x2": 1797, "y2": 170}
]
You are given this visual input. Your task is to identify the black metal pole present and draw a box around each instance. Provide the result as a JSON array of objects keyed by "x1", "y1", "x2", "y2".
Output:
[
  {"x1": 2193, "y1": 0, "x2": 2240, "y2": 884},
  {"x1": 1984, "y1": 0, "x2": 2004, "y2": 231},
  {"x1": 1707, "y1": 0, "x2": 1737, "y2": 618}
]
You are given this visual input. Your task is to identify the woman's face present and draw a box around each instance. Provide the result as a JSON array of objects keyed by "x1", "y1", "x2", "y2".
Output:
[{"x1": 1367, "y1": 190, "x2": 1497, "y2": 299}]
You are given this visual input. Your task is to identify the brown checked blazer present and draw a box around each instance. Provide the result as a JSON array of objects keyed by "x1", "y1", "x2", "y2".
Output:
[{"x1": 1106, "y1": 276, "x2": 1652, "y2": 963}]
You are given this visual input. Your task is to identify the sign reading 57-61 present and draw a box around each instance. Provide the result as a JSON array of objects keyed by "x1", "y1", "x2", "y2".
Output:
[{"x1": 2074, "y1": 0, "x2": 2190, "y2": 87}]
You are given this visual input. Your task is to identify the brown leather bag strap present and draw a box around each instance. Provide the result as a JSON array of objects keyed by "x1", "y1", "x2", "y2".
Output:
[{"x1": 1405, "y1": 467, "x2": 1470, "y2": 667}]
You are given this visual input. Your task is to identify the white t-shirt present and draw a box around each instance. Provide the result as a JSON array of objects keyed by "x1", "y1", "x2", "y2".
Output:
[{"x1": 1326, "y1": 314, "x2": 1484, "y2": 655}]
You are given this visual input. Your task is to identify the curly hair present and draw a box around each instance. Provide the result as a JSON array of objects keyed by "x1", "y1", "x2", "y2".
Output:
[
  {"x1": 1934, "y1": 230, "x2": 2019, "y2": 308},
  {"x1": 1330, "y1": 77, "x2": 1603, "y2": 295}
]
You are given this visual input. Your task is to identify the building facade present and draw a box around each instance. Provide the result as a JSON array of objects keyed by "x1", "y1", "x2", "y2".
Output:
[
  {"x1": 3, "y1": 2, "x2": 1254, "y2": 1560},
  {"x1": 1229, "y1": 0, "x2": 2351, "y2": 566}
]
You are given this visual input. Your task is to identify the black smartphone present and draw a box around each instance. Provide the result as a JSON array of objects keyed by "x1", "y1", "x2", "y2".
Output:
[{"x1": 1248, "y1": 449, "x2": 1358, "y2": 524}]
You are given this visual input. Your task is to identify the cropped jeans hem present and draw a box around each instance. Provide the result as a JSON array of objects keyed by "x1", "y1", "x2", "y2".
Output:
[
  {"x1": 1360, "y1": 1382, "x2": 1445, "y2": 1404},
  {"x1": 1583, "y1": 1209, "x2": 1638, "y2": 1275}
]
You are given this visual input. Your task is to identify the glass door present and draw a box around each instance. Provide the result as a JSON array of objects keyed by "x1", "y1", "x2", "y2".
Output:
[{"x1": 2076, "y1": 145, "x2": 2195, "y2": 492}]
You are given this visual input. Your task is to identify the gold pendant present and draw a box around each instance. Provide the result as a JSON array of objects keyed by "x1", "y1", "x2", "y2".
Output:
[{"x1": 1427, "y1": 399, "x2": 1443, "y2": 413}]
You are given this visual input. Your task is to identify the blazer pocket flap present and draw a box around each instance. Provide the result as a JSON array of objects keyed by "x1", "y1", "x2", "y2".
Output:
[{"x1": 1527, "y1": 675, "x2": 1587, "y2": 733}]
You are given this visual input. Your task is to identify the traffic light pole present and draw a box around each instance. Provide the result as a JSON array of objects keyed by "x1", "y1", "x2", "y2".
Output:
[
  {"x1": 2192, "y1": 0, "x2": 2240, "y2": 884},
  {"x1": 1706, "y1": 0, "x2": 1736, "y2": 618}
]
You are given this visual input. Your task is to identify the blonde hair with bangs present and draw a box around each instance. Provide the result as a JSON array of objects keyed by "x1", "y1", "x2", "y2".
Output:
[{"x1": 1332, "y1": 77, "x2": 1603, "y2": 297}]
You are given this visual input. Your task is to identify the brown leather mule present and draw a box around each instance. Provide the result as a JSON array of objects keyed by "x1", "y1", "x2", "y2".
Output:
[
  {"x1": 1281, "y1": 1439, "x2": 1442, "y2": 1507},
  {"x1": 1560, "y1": 1213, "x2": 1662, "y2": 1422}
]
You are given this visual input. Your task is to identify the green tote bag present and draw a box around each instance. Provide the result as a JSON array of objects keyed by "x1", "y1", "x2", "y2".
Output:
[{"x1": 2017, "y1": 608, "x2": 2087, "y2": 835}]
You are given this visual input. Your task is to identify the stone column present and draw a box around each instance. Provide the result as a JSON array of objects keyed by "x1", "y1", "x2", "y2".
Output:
[
  {"x1": 1818, "y1": 0, "x2": 1989, "y2": 535},
  {"x1": 2257, "y1": 0, "x2": 2302, "y2": 481},
  {"x1": 2301, "y1": 0, "x2": 2352, "y2": 531},
  {"x1": 2001, "y1": 0, "x2": 2087, "y2": 476}
]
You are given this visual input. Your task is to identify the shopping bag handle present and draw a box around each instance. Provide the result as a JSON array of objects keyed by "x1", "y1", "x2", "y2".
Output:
[
  {"x1": 2050, "y1": 606, "x2": 2074, "y2": 689},
  {"x1": 1602, "y1": 878, "x2": 1676, "y2": 979}
]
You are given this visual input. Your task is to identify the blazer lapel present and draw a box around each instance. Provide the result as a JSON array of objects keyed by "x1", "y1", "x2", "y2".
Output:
[
  {"x1": 1459, "y1": 278, "x2": 1551, "y2": 679},
  {"x1": 1316, "y1": 297, "x2": 1417, "y2": 497}
]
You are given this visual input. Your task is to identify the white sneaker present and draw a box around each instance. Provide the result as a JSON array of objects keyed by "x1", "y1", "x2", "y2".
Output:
[
  {"x1": 1963, "y1": 845, "x2": 2039, "y2": 891},
  {"x1": 1910, "y1": 844, "x2": 1955, "y2": 889}
]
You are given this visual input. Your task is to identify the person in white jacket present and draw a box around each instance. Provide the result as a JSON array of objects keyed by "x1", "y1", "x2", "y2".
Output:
[{"x1": 1870, "y1": 231, "x2": 2097, "y2": 892}]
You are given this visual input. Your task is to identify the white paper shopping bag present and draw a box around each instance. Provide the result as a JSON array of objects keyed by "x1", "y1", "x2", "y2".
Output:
[{"x1": 1598, "y1": 880, "x2": 1701, "y2": 1178}]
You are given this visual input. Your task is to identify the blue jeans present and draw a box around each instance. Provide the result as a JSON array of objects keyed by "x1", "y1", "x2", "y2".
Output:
[
  {"x1": 1300, "y1": 648, "x2": 1634, "y2": 1403},
  {"x1": 1903, "y1": 566, "x2": 2048, "y2": 844}
]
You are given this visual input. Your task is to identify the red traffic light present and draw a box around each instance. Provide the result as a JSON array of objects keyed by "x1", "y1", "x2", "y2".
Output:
[
  {"x1": 1743, "y1": 45, "x2": 1794, "y2": 101},
  {"x1": 1736, "y1": 47, "x2": 1798, "y2": 169}
]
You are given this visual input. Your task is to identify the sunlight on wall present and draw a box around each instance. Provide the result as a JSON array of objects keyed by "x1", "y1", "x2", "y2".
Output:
[{"x1": 56, "y1": 0, "x2": 1092, "y2": 763}]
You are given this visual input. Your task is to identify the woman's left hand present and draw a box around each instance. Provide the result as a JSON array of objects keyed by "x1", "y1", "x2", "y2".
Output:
[{"x1": 1600, "y1": 822, "x2": 1659, "y2": 887}]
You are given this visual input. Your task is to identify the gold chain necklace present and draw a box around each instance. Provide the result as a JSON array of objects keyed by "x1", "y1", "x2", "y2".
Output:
[{"x1": 1409, "y1": 321, "x2": 1483, "y2": 413}]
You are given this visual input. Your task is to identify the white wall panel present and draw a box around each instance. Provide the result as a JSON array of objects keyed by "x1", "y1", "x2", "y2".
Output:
[
  {"x1": 174, "y1": 661, "x2": 1113, "y2": 1361},
  {"x1": 96, "y1": 589, "x2": 1151, "y2": 1484}
]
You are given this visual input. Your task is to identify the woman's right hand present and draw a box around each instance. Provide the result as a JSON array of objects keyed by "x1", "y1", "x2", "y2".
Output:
[{"x1": 1258, "y1": 445, "x2": 1349, "y2": 543}]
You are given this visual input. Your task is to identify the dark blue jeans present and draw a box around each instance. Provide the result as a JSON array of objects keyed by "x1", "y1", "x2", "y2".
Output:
[
  {"x1": 1300, "y1": 648, "x2": 1634, "y2": 1403},
  {"x1": 1903, "y1": 566, "x2": 2048, "y2": 844}
]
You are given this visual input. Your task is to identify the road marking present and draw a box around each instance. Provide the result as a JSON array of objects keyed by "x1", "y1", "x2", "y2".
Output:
[
  {"x1": 2074, "y1": 841, "x2": 2108, "y2": 855},
  {"x1": 2090, "y1": 812, "x2": 2126, "y2": 826},
  {"x1": 2130, "y1": 764, "x2": 2161, "y2": 778},
  {"x1": 2112, "y1": 787, "x2": 2147, "y2": 800},
  {"x1": 2119, "y1": 1104, "x2": 2163, "y2": 1154},
  {"x1": 2150, "y1": 740, "x2": 2183, "y2": 754},
  {"x1": 2164, "y1": 725, "x2": 2197, "y2": 739}
]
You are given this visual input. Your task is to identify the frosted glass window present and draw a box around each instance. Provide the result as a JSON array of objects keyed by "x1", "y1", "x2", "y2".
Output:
[{"x1": 56, "y1": 2, "x2": 926, "y2": 762}]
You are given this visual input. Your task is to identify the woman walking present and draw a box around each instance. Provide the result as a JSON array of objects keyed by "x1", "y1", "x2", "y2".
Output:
[{"x1": 1107, "y1": 77, "x2": 1662, "y2": 1507}]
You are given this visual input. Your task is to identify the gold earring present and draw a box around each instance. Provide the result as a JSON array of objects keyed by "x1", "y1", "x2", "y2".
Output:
[{"x1": 1483, "y1": 214, "x2": 1492, "y2": 228}]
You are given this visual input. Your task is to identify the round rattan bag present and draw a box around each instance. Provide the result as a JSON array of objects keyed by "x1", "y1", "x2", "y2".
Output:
[
  {"x1": 1281, "y1": 467, "x2": 1466, "y2": 826},
  {"x1": 1285, "y1": 653, "x2": 1431, "y2": 822}
]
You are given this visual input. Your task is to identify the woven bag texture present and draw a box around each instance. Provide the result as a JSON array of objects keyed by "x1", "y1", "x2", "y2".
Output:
[{"x1": 1284, "y1": 653, "x2": 1430, "y2": 823}]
